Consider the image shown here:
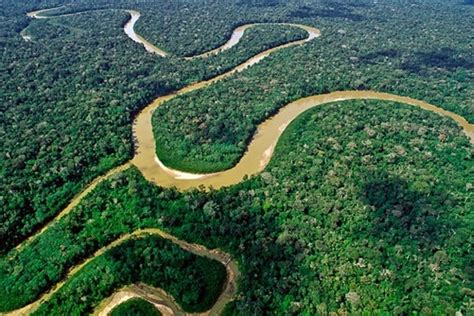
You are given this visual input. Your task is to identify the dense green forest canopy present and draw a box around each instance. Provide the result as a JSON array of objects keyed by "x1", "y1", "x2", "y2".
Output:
[
  {"x1": 32, "y1": 235, "x2": 226, "y2": 315},
  {"x1": 1, "y1": 0, "x2": 473, "y2": 314},
  {"x1": 1, "y1": 100, "x2": 472, "y2": 314},
  {"x1": 110, "y1": 298, "x2": 162, "y2": 316},
  {"x1": 2, "y1": 0, "x2": 473, "y2": 250},
  {"x1": 151, "y1": 0, "x2": 473, "y2": 173},
  {"x1": 0, "y1": 0, "x2": 306, "y2": 252}
]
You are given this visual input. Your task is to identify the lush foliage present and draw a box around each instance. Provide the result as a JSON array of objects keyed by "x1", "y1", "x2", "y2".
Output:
[
  {"x1": 152, "y1": 0, "x2": 473, "y2": 172},
  {"x1": 133, "y1": 1, "x2": 302, "y2": 56},
  {"x1": 2, "y1": 0, "x2": 473, "y2": 314},
  {"x1": 2, "y1": 0, "x2": 472, "y2": 249},
  {"x1": 0, "y1": 0, "x2": 305, "y2": 253},
  {"x1": 0, "y1": 167, "x2": 182, "y2": 311},
  {"x1": 2, "y1": 100, "x2": 472, "y2": 314},
  {"x1": 110, "y1": 298, "x2": 161, "y2": 316},
  {"x1": 32, "y1": 235, "x2": 226, "y2": 315}
]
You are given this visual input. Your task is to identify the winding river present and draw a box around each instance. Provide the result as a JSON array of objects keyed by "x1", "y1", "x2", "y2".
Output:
[
  {"x1": 9, "y1": 6, "x2": 474, "y2": 316},
  {"x1": 10, "y1": 229, "x2": 238, "y2": 316}
]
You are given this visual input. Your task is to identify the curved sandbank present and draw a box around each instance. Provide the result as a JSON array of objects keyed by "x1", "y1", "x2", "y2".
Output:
[
  {"x1": 94, "y1": 286, "x2": 178, "y2": 316},
  {"x1": 20, "y1": 5, "x2": 64, "y2": 41},
  {"x1": 187, "y1": 24, "x2": 251, "y2": 59},
  {"x1": 186, "y1": 22, "x2": 319, "y2": 59},
  {"x1": 26, "y1": 6, "x2": 66, "y2": 19},
  {"x1": 7, "y1": 229, "x2": 238, "y2": 316}
]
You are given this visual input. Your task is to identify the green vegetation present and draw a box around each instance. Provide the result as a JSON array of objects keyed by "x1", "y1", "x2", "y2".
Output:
[
  {"x1": 110, "y1": 298, "x2": 161, "y2": 316},
  {"x1": 32, "y1": 235, "x2": 226, "y2": 315},
  {"x1": 134, "y1": 1, "x2": 300, "y2": 57},
  {"x1": 184, "y1": 101, "x2": 473, "y2": 314},
  {"x1": 2, "y1": 0, "x2": 473, "y2": 314},
  {"x1": 2, "y1": 100, "x2": 472, "y2": 314},
  {"x1": 2, "y1": 7, "x2": 165, "y2": 254},
  {"x1": 2, "y1": 0, "x2": 472, "y2": 248},
  {"x1": 0, "y1": 0, "x2": 305, "y2": 253},
  {"x1": 153, "y1": 0, "x2": 473, "y2": 173},
  {"x1": 0, "y1": 168, "x2": 179, "y2": 311}
]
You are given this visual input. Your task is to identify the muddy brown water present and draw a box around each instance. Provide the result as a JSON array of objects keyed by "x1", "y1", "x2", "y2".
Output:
[
  {"x1": 11, "y1": 6, "x2": 473, "y2": 316},
  {"x1": 134, "y1": 90, "x2": 473, "y2": 190}
]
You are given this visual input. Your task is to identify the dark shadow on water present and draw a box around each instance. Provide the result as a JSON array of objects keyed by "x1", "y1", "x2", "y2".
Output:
[{"x1": 359, "y1": 172, "x2": 459, "y2": 250}]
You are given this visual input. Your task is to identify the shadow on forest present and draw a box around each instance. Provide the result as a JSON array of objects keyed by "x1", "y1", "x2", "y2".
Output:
[
  {"x1": 359, "y1": 49, "x2": 401, "y2": 64},
  {"x1": 401, "y1": 47, "x2": 474, "y2": 74},
  {"x1": 359, "y1": 172, "x2": 458, "y2": 250},
  {"x1": 238, "y1": 0, "x2": 280, "y2": 7},
  {"x1": 290, "y1": 4, "x2": 364, "y2": 21},
  {"x1": 359, "y1": 47, "x2": 473, "y2": 75}
]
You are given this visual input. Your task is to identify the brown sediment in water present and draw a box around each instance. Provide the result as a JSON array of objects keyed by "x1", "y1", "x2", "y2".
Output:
[
  {"x1": 94, "y1": 286, "x2": 178, "y2": 316},
  {"x1": 134, "y1": 90, "x2": 473, "y2": 190},
  {"x1": 9, "y1": 6, "x2": 473, "y2": 316},
  {"x1": 131, "y1": 24, "x2": 321, "y2": 189},
  {"x1": 7, "y1": 229, "x2": 239, "y2": 316},
  {"x1": 124, "y1": 10, "x2": 170, "y2": 57},
  {"x1": 11, "y1": 12, "x2": 318, "y2": 315}
]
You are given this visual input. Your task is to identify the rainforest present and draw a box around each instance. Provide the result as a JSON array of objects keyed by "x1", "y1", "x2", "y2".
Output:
[{"x1": 0, "y1": 0, "x2": 473, "y2": 315}]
